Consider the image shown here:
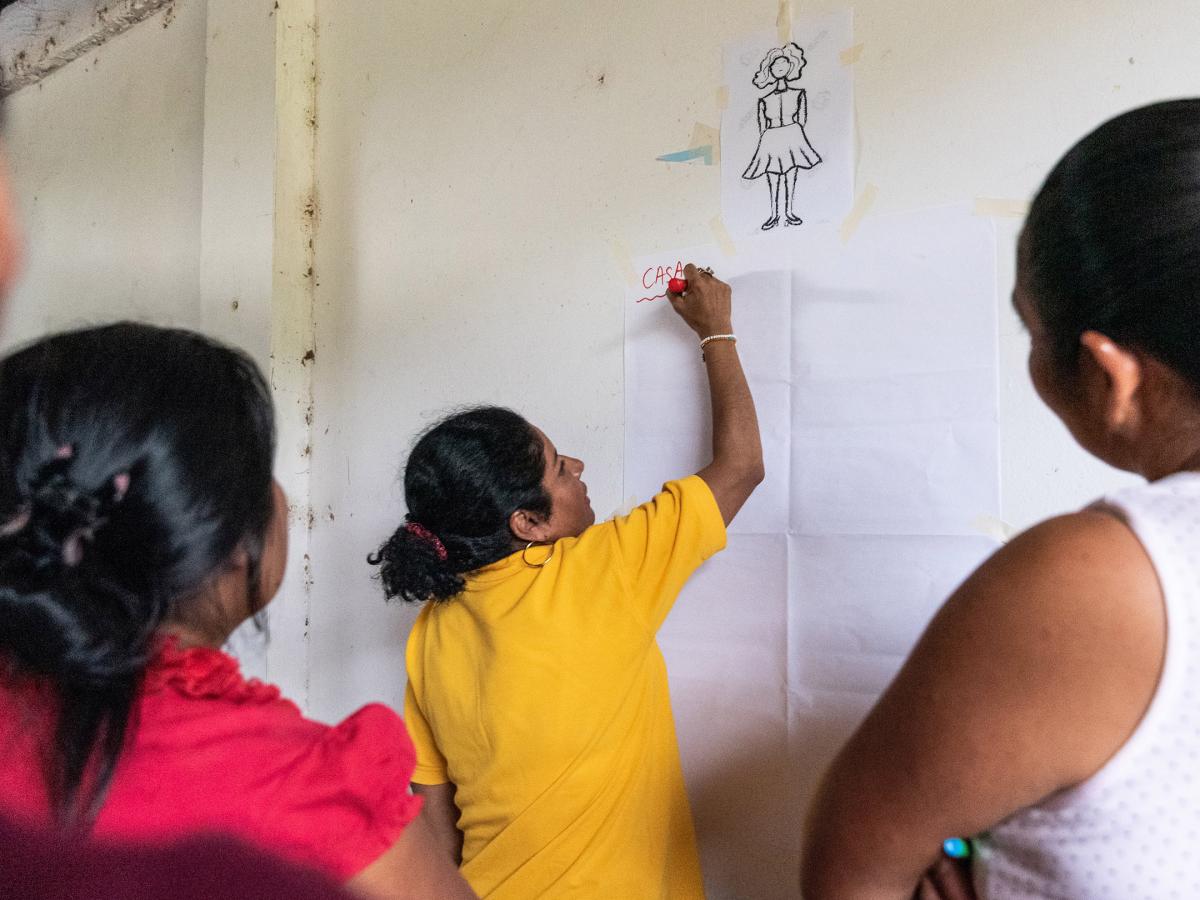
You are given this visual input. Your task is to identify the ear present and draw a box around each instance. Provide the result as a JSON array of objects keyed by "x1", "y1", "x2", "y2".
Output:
[
  {"x1": 226, "y1": 542, "x2": 252, "y2": 574},
  {"x1": 1079, "y1": 330, "x2": 1142, "y2": 430},
  {"x1": 509, "y1": 507, "x2": 552, "y2": 544}
]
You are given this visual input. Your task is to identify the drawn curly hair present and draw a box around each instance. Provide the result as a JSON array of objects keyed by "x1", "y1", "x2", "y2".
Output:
[{"x1": 752, "y1": 42, "x2": 807, "y2": 89}]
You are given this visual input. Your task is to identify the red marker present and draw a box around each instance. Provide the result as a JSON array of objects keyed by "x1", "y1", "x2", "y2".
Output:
[{"x1": 667, "y1": 277, "x2": 688, "y2": 294}]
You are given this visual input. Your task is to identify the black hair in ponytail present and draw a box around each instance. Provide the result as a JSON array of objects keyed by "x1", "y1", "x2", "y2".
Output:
[
  {"x1": 0, "y1": 322, "x2": 275, "y2": 824},
  {"x1": 369, "y1": 407, "x2": 550, "y2": 603}
]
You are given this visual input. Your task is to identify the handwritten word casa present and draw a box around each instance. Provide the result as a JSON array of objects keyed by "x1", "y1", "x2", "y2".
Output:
[{"x1": 636, "y1": 261, "x2": 685, "y2": 303}]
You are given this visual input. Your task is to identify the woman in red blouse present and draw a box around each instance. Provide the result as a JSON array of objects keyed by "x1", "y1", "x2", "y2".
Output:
[{"x1": 0, "y1": 323, "x2": 474, "y2": 900}]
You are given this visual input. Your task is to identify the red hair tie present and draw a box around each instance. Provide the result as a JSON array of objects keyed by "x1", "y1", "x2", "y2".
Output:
[{"x1": 405, "y1": 522, "x2": 448, "y2": 561}]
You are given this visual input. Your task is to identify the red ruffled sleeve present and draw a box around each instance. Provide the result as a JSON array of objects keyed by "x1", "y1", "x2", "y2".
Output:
[
  {"x1": 96, "y1": 642, "x2": 425, "y2": 882},
  {"x1": 261, "y1": 703, "x2": 424, "y2": 880}
]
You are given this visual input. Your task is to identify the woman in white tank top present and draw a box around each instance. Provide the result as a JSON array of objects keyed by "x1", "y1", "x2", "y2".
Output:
[{"x1": 801, "y1": 99, "x2": 1200, "y2": 899}]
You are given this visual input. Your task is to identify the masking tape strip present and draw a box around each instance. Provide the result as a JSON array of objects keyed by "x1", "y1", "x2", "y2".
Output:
[
  {"x1": 717, "y1": 86, "x2": 730, "y2": 110},
  {"x1": 971, "y1": 514, "x2": 1017, "y2": 545},
  {"x1": 973, "y1": 197, "x2": 1030, "y2": 218},
  {"x1": 839, "y1": 183, "x2": 879, "y2": 243},
  {"x1": 690, "y1": 123, "x2": 721, "y2": 163},
  {"x1": 776, "y1": 0, "x2": 792, "y2": 44},
  {"x1": 709, "y1": 216, "x2": 738, "y2": 257},
  {"x1": 840, "y1": 43, "x2": 865, "y2": 65},
  {"x1": 609, "y1": 239, "x2": 639, "y2": 287}
]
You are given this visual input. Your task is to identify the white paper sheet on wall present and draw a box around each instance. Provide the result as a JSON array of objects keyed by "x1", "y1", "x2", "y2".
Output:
[
  {"x1": 624, "y1": 206, "x2": 1000, "y2": 899},
  {"x1": 721, "y1": 12, "x2": 855, "y2": 237},
  {"x1": 657, "y1": 534, "x2": 793, "y2": 899}
]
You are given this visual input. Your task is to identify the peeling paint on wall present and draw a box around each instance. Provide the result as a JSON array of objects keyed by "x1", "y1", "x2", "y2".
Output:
[
  {"x1": 0, "y1": 0, "x2": 178, "y2": 92},
  {"x1": 269, "y1": 0, "x2": 319, "y2": 707}
]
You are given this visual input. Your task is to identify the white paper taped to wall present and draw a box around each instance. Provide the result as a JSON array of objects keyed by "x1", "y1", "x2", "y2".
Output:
[
  {"x1": 623, "y1": 206, "x2": 1000, "y2": 899},
  {"x1": 721, "y1": 11, "x2": 855, "y2": 238}
]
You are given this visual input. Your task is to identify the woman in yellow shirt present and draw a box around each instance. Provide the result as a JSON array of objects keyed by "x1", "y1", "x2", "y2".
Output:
[{"x1": 370, "y1": 265, "x2": 763, "y2": 898}]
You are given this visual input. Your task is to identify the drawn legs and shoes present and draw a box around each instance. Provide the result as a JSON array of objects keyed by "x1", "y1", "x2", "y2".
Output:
[
  {"x1": 785, "y1": 169, "x2": 803, "y2": 225},
  {"x1": 743, "y1": 115, "x2": 821, "y2": 230},
  {"x1": 762, "y1": 173, "x2": 782, "y2": 230}
]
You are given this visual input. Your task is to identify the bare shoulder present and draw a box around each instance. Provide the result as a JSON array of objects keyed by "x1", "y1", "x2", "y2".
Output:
[
  {"x1": 802, "y1": 509, "x2": 1166, "y2": 894},
  {"x1": 915, "y1": 508, "x2": 1165, "y2": 784},
  {"x1": 955, "y1": 508, "x2": 1152, "y2": 607},
  {"x1": 938, "y1": 507, "x2": 1163, "y2": 680}
]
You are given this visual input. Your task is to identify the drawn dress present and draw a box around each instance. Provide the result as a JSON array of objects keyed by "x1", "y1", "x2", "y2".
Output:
[{"x1": 743, "y1": 87, "x2": 822, "y2": 179}]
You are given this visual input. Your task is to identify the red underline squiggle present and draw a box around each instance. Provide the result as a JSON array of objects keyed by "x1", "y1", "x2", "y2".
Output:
[{"x1": 636, "y1": 292, "x2": 668, "y2": 303}]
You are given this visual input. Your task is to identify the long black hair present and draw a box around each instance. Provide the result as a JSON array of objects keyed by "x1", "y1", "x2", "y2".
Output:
[
  {"x1": 369, "y1": 406, "x2": 550, "y2": 603},
  {"x1": 0, "y1": 322, "x2": 276, "y2": 825},
  {"x1": 1024, "y1": 99, "x2": 1200, "y2": 390}
]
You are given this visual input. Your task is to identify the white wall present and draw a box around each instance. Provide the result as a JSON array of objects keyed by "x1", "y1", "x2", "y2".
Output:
[
  {"x1": 10, "y1": 0, "x2": 1179, "y2": 710},
  {"x1": 303, "y1": 0, "x2": 1192, "y2": 716},
  {"x1": 2, "y1": 0, "x2": 207, "y2": 347}
]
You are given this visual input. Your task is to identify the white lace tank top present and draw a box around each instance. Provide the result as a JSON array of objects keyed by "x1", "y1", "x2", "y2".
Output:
[{"x1": 975, "y1": 472, "x2": 1200, "y2": 899}]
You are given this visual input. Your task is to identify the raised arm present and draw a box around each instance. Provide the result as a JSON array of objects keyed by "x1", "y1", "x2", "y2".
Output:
[{"x1": 667, "y1": 263, "x2": 764, "y2": 524}]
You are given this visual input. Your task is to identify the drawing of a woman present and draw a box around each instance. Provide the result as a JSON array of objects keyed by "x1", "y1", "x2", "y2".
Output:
[{"x1": 742, "y1": 42, "x2": 822, "y2": 230}]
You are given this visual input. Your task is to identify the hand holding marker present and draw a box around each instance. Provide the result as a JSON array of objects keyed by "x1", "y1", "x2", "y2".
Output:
[
  {"x1": 666, "y1": 264, "x2": 715, "y2": 296},
  {"x1": 664, "y1": 266, "x2": 738, "y2": 360}
]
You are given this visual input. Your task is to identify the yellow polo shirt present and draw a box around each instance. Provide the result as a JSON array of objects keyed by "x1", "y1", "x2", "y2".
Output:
[{"x1": 404, "y1": 476, "x2": 726, "y2": 899}]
